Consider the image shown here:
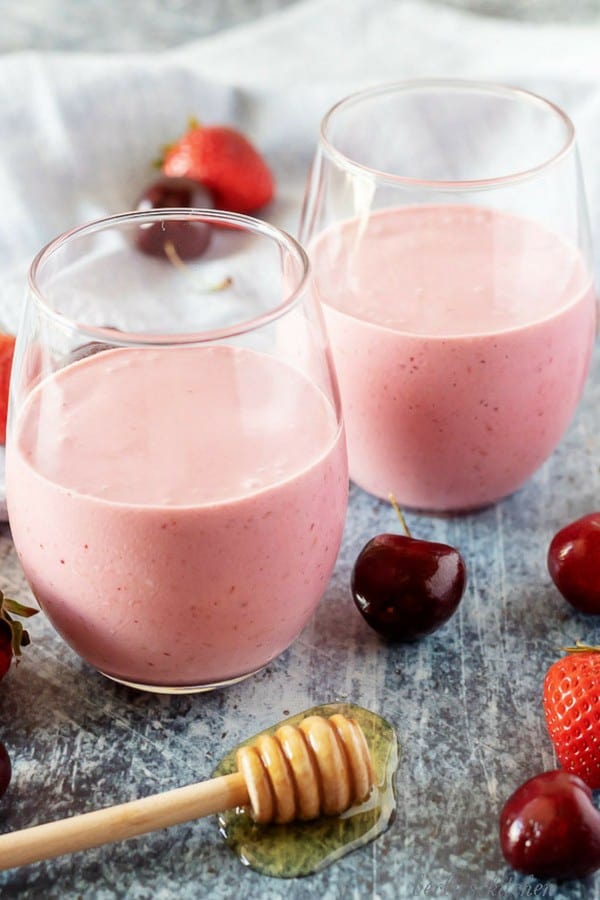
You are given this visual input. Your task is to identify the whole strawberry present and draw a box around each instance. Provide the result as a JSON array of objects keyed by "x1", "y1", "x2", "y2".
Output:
[
  {"x1": 543, "y1": 644, "x2": 600, "y2": 788},
  {"x1": 0, "y1": 591, "x2": 38, "y2": 680},
  {"x1": 162, "y1": 119, "x2": 274, "y2": 214}
]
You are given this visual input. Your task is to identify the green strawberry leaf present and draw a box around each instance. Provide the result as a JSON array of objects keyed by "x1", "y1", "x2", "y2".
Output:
[
  {"x1": 2, "y1": 596, "x2": 39, "y2": 619},
  {"x1": 9, "y1": 619, "x2": 23, "y2": 658},
  {"x1": 0, "y1": 590, "x2": 39, "y2": 667}
]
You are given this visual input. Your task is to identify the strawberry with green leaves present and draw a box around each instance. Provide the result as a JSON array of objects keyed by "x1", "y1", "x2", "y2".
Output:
[
  {"x1": 162, "y1": 119, "x2": 275, "y2": 214},
  {"x1": 0, "y1": 591, "x2": 38, "y2": 680},
  {"x1": 543, "y1": 644, "x2": 600, "y2": 789}
]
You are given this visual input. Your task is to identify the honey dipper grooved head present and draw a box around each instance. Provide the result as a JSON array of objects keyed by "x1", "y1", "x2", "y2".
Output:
[{"x1": 235, "y1": 714, "x2": 375, "y2": 825}]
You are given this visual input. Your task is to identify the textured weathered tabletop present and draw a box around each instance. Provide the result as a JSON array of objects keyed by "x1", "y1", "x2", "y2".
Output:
[{"x1": 1, "y1": 2, "x2": 600, "y2": 899}]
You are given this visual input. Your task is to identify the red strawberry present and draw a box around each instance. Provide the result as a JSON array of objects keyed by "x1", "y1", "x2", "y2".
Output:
[
  {"x1": 543, "y1": 644, "x2": 600, "y2": 788},
  {"x1": 162, "y1": 120, "x2": 274, "y2": 214},
  {"x1": 0, "y1": 334, "x2": 16, "y2": 445},
  {"x1": 0, "y1": 591, "x2": 39, "y2": 680}
]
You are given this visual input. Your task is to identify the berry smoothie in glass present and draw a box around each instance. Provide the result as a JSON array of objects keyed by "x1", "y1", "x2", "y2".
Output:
[
  {"x1": 301, "y1": 80, "x2": 596, "y2": 511},
  {"x1": 6, "y1": 210, "x2": 348, "y2": 692}
]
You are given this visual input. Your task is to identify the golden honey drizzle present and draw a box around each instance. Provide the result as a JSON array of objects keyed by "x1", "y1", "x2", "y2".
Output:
[{"x1": 213, "y1": 702, "x2": 398, "y2": 878}]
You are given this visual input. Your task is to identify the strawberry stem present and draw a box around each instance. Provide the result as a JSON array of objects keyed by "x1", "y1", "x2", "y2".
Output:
[
  {"x1": 388, "y1": 493, "x2": 411, "y2": 538},
  {"x1": 10, "y1": 619, "x2": 24, "y2": 658}
]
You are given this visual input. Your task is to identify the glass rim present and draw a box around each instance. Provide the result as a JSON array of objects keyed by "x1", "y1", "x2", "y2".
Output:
[
  {"x1": 319, "y1": 78, "x2": 576, "y2": 192},
  {"x1": 28, "y1": 208, "x2": 310, "y2": 346}
]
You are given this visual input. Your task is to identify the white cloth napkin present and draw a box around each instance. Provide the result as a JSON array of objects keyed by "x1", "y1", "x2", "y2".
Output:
[{"x1": 1, "y1": 0, "x2": 599, "y2": 518}]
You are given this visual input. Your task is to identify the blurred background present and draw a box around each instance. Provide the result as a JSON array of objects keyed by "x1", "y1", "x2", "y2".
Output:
[{"x1": 2, "y1": 0, "x2": 600, "y2": 53}]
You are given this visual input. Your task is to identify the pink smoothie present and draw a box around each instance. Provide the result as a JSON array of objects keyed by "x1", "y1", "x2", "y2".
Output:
[
  {"x1": 311, "y1": 205, "x2": 596, "y2": 510},
  {"x1": 7, "y1": 345, "x2": 347, "y2": 689}
]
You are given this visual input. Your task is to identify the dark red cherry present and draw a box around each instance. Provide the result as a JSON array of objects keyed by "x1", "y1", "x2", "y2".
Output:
[
  {"x1": 500, "y1": 770, "x2": 600, "y2": 880},
  {"x1": 134, "y1": 176, "x2": 214, "y2": 260},
  {"x1": 351, "y1": 505, "x2": 466, "y2": 641},
  {"x1": 0, "y1": 742, "x2": 11, "y2": 798},
  {"x1": 548, "y1": 513, "x2": 600, "y2": 614}
]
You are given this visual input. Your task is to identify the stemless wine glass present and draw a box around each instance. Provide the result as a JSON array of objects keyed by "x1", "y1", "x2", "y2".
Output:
[
  {"x1": 300, "y1": 79, "x2": 597, "y2": 511},
  {"x1": 6, "y1": 210, "x2": 348, "y2": 693}
]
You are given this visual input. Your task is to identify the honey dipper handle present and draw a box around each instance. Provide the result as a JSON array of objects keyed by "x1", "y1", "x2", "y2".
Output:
[{"x1": 0, "y1": 772, "x2": 249, "y2": 870}]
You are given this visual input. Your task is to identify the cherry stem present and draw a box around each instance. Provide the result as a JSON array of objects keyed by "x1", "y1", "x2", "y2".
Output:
[
  {"x1": 163, "y1": 241, "x2": 232, "y2": 293},
  {"x1": 560, "y1": 641, "x2": 600, "y2": 655},
  {"x1": 388, "y1": 493, "x2": 411, "y2": 538}
]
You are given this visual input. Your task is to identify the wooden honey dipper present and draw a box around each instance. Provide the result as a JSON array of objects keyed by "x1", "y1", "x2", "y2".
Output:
[{"x1": 0, "y1": 713, "x2": 375, "y2": 870}]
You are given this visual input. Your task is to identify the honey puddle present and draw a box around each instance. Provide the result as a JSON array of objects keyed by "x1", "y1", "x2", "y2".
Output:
[{"x1": 213, "y1": 702, "x2": 398, "y2": 878}]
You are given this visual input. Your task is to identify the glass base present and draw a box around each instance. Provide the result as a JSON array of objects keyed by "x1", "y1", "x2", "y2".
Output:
[
  {"x1": 351, "y1": 477, "x2": 508, "y2": 516},
  {"x1": 100, "y1": 665, "x2": 265, "y2": 694}
]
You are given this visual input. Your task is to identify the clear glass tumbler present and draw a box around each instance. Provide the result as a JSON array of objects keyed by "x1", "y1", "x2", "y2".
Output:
[
  {"x1": 6, "y1": 210, "x2": 348, "y2": 693},
  {"x1": 300, "y1": 79, "x2": 597, "y2": 511}
]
